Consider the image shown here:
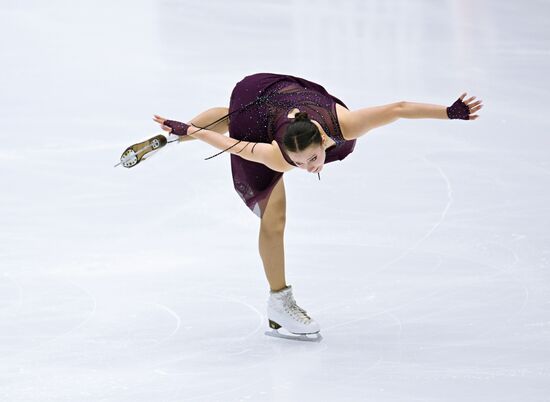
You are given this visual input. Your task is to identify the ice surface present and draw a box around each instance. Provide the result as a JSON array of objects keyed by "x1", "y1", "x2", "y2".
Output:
[{"x1": 1, "y1": 0, "x2": 549, "y2": 401}]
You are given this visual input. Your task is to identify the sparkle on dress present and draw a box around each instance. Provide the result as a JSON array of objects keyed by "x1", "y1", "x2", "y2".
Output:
[{"x1": 226, "y1": 73, "x2": 356, "y2": 218}]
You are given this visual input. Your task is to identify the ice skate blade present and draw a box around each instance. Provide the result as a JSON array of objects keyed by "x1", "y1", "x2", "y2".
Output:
[
  {"x1": 264, "y1": 329, "x2": 323, "y2": 343},
  {"x1": 115, "y1": 134, "x2": 168, "y2": 168}
]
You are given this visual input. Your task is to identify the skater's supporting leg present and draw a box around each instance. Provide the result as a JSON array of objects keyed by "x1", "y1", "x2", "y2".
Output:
[
  {"x1": 259, "y1": 178, "x2": 287, "y2": 292},
  {"x1": 178, "y1": 107, "x2": 230, "y2": 143},
  {"x1": 260, "y1": 182, "x2": 322, "y2": 338}
]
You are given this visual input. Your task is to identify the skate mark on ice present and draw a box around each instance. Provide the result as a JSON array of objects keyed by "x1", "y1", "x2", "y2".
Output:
[
  {"x1": 330, "y1": 237, "x2": 523, "y2": 336},
  {"x1": 324, "y1": 258, "x2": 444, "y2": 332},
  {"x1": 195, "y1": 291, "x2": 265, "y2": 341},
  {"x1": 414, "y1": 156, "x2": 453, "y2": 247},
  {"x1": 466, "y1": 282, "x2": 530, "y2": 346},
  {"x1": 333, "y1": 243, "x2": 527, "y2": 339},
  {"x1": 175, "y1": 379, "x2": 265, "y2": 401},
  {"x1": 372, "y1": 154, "x2": 453, "y2": 275},
  {"x1": 387, "y1": 311, "x2": 403, "y2": 340},
  {"x1": 405, "y1": 281, "x2": 531, "y2": 357},
  {"x1": 317, "y1": 253, "x2": 445, "y2": 316},
  {"x1": 42, "y1": 279, "x2": 98, "y2": 343},
  {"x1": 149, "y1": 292, "x2": 265, "y2": 376},
  {"x1": 386, "y1": 311, "x2": 404, "y2": 363},
  {"x1": 148, "y1": 302, "x2": 182, "y2": 344},
  {"x1": 315, "y1": 293, "x2": 376, "y2": 314},
  {"x1": 0, "y1": 273, "x2": 24, "y2": 313},
  {"x1": 4, "y1": 278, "x2": 97, "y2": 361}
]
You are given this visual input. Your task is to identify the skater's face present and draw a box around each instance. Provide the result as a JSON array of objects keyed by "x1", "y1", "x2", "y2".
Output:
[{"x1": 288, "y1": 143, "x2": 326, "y2": 174}]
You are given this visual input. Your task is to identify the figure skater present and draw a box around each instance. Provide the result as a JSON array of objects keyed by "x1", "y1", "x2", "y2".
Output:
[{"x1": 120, "y1": 72, "x2": 483, "y2": 340}]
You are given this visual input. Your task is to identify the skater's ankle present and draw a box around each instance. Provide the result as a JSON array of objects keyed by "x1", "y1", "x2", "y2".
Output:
[{"x1": 270, "y1": 284, "x2": 290, "y2": 293}]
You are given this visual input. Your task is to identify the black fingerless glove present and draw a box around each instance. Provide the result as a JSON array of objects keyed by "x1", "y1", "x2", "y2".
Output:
[
  {"x1": 164, "y1": 119, "x2": 191, "y2": 136},
  {"x1": 446, "y1": 98, "x2": 470, "y2": 120}
]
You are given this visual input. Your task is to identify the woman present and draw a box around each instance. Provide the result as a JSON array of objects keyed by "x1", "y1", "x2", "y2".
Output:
[{"x1": 131, "y1": 72, "x2": 483, "y2": 339}]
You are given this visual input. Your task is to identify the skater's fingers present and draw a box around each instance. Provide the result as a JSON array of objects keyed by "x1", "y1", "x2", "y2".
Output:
[
  {"x1": 470, "y1": 104, "x2": 483, "y2": 113},
  {"x1": 470, "y1": 100, "x2": 483, "y2": 107},
  {"x1": 161, "y1": 125, "x2": 173, "y2": 132},
  {"x1": 459, "y1": 92, "x2": 467, "y2": 101}
]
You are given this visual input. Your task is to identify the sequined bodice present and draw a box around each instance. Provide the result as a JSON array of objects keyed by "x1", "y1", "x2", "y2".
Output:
[
  {"x1": 227, "y1": 72, "x2": 357, "y2": 218},
  {"x1": 258, "y1": 81, "x2": 348, "y2": 166}
]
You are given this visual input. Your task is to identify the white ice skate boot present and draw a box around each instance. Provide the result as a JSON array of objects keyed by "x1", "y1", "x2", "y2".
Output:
[{"x1": 265, "y1": 285, "x2": 322, "y2": 342}]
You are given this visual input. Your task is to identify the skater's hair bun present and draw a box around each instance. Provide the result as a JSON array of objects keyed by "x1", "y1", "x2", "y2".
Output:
[
  {"x1": 284, "y1": 111, "x2": 322, "y2": 156},
  {"x1": 294, "y1": 111, "x2": 310, "y2": 122}
]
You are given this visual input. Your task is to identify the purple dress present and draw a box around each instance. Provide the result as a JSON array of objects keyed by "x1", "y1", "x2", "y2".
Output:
[{"x1": 227, "y1": 73, "x2": 356, "y2": 218}]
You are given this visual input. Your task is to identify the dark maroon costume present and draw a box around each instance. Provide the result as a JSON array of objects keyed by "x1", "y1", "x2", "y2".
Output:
[{"x1": 227, "y1": 73, "x2": 356, "y2": 218}]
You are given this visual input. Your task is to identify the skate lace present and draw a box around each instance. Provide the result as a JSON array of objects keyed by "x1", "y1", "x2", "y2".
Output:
[{"x1": 283, "y1": 293, "x2": 311, "y2": 324}]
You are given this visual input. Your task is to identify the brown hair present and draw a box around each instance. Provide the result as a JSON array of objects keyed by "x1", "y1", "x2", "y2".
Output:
[{"x1": 283, "y1": 112, "x2": 322, "y2": 153}]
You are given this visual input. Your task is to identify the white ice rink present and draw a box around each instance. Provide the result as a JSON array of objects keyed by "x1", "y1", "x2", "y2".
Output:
[{"x1": 1, "y1": 0, "x2": 549, "y2": 400}]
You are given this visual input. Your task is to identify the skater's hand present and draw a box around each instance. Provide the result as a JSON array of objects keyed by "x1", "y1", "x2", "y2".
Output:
[
  {"x1": 460, "y1": 93, "x2": 483, "y2": 120},
  {"x1": 153, "y1": 114, "x2": 176, "y2": 133},
  {"x1": 153, "y1": 115, "x2": 191, "y2": 136},
  {"x1": 447, "y1": 93, "x2": 484, "y2": 120}
]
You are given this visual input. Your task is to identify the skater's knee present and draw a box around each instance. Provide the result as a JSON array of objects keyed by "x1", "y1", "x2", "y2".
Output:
[
  {"x1": 260, "y1": 203, "x2": 286, "y2": 233},
  {"x1": 260, "y1": 177, "x2": 286, "y2": 233},
  {"x1": 261, "y1": 198, "x2": 286, "y2": 233},
  {"x1": 260, "y1": 214, "x2": 286, "y2": 234}
]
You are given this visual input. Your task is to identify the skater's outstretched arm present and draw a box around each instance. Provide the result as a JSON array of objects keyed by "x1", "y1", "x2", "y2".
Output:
[
  {"x1": 153, "y1": 114, "x2": 291, "y2": 172},
  {"x1": 339, "y1": 92, "x2": 483, "y2": 141}
]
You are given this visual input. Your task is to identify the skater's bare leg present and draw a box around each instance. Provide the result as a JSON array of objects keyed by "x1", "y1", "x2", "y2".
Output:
[
  {"x1": 177, "y1": 107, "x2": 229, "y2": 142},
  {"x1": 259, "y1": 178, "x2": 287, "y2": 292}
]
